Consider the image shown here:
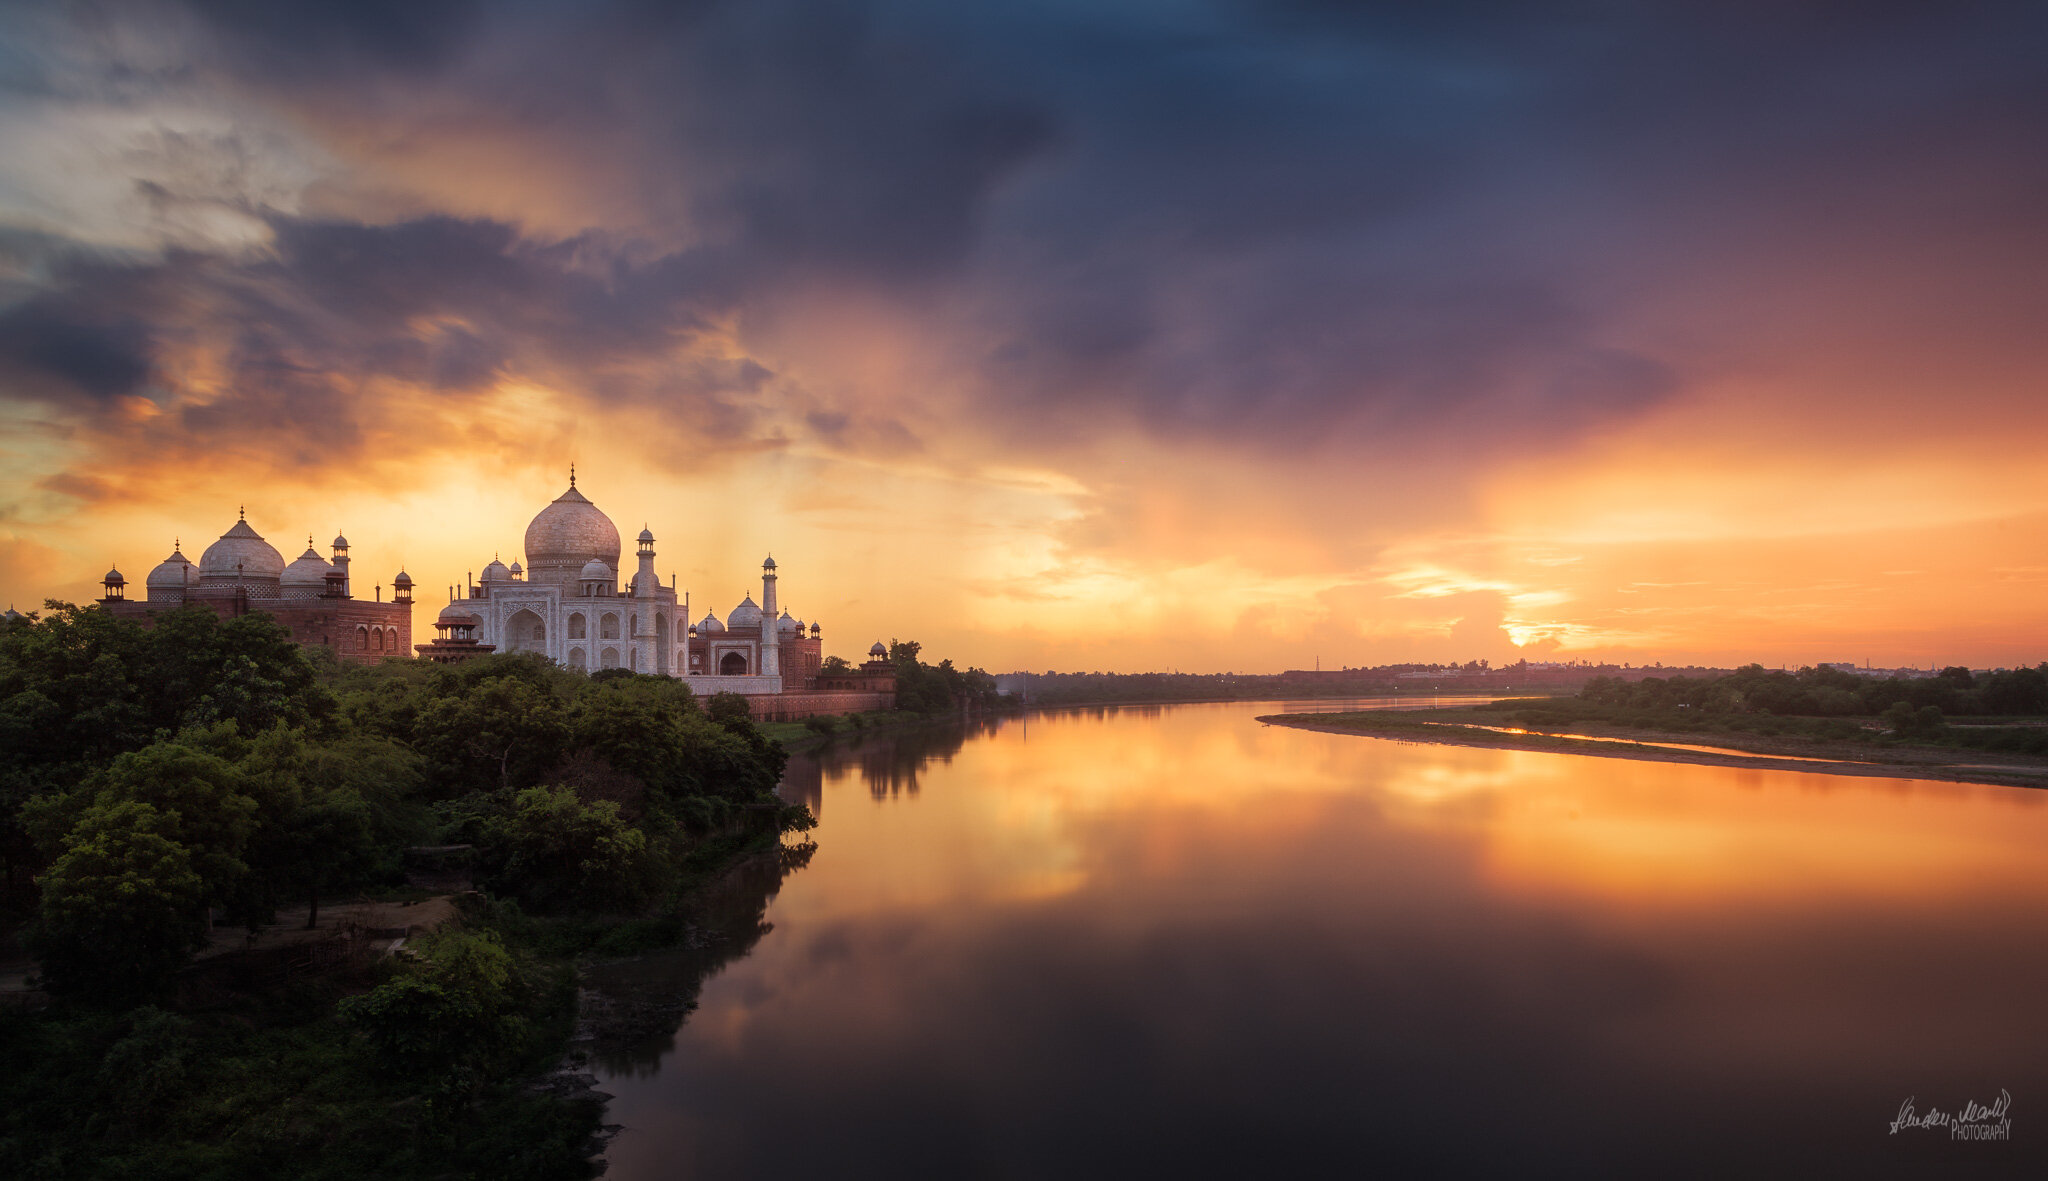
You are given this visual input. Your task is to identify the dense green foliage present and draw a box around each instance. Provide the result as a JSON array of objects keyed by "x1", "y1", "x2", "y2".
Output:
[
  {"x1": 887, "y1": 640, "x2": 1001, "y2": 714},
  {"x1": 0, "y1": 940, "x2": 597, "y2": 1180},
  {"x1": 0, "y1": 603, "x2": 808, "y2": 1178}
]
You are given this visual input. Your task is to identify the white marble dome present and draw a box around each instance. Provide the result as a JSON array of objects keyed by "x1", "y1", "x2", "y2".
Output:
[
  {"x1": 524, "y1": 482, "x2": 620, "y2": 577},
  {"x1": 146, "y1": 546, "x2": 194, "y2": 588},
  {"x1": 480, "y1": 558, "x2": 512, "y2": 582},
  {"x1": 281, "y1": 543, "x2": 333, "y2": 589},
  {"x1": 696, "y1": 611, "x2": 725, "y2": 633},
  {"x1": 727, "y1": 595, "x2": 763, "y2": 632},
  {"x1": 200, "y1": 518, "x2": 285, "y2": 581},
  {"x1": 579, "y1": 558, "x2": 613, "y2": 582},
  {"x1": 437, "y1": 602, "x2": 481, "y2": 626},
  {"x1": 777, "y1": 609, "x2": 801, "y2": 634}
]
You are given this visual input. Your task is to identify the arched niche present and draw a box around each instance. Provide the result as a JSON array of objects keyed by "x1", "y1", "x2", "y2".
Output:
[{"x1": 504, "y1": 608, "x2": 547, "y2": 653}]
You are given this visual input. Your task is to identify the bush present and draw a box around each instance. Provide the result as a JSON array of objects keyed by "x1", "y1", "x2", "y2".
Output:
[
  {"x1": 477, "y1": 785, "x2": 663, "y2": 913},
  {"x1": 338, "y1": 930, "x2": 528, "y2": 1093},
  {"x1": 29, "y1": 801, "x2": 209, "y2": 1005}
]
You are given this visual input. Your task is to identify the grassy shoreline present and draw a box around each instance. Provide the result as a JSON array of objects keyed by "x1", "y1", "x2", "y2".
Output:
[{"x1": 1259, "y1": 709, "x2": 2048, "y2": 791}]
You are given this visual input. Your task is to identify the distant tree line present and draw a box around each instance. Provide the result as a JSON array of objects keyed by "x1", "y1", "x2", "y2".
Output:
[
  {"x1": 1480, "y1": 663, "x2": 2048, "y2": 754},
  {"x1": 1577, "y1": 663, "x2": 2048, "y2": 719}
]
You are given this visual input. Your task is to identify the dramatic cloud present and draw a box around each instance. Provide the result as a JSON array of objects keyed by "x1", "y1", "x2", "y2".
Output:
[{"x1": 2, "y1": 0, "x2": 2045, "y2": 667}]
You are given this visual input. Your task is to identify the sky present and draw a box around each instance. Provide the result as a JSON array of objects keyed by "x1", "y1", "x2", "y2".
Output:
[{"x1": 1, "y1": 0, "x2": 2045, "y2": 672}]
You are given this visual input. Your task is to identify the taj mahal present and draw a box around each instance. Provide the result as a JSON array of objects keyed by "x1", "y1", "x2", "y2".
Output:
[
  {"x1": 420, "y1": 470, "x2": 897, "y2": 716},
  {"x1": 90, "y1": 469, "x2": 897, "y2": 719}
]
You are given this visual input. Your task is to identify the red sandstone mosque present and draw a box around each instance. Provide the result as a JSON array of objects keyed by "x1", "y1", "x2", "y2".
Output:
[{"x1": 99, "y1": 509, "x2": 413, "y2": 663}]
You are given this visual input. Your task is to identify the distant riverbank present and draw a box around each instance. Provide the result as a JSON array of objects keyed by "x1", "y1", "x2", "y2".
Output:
[{"x1": 1258, "y1": 711, "x2": 2048, "y2": 791}]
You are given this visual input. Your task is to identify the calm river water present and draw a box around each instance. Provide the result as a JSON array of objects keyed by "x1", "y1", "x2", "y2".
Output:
[{"x1": 591, "y1": 699, "x2": 2048, "y2": 1177}]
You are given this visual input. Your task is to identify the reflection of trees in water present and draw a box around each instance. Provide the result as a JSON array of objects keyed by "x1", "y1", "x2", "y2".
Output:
[
  {"x1": 583, "y1": 839, "x2": 816, "y2": 1077},
  {"x1": 789, "y1": 717, "x2": 1007, "y2": 805},
  {"x1": 779, "y1": 753, "x2": 824, "y2": 815}
]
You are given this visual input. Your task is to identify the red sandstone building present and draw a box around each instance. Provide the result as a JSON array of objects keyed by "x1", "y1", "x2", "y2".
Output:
[{"x1": 102, "y1": 511, "x2": 412, "y2": 664}]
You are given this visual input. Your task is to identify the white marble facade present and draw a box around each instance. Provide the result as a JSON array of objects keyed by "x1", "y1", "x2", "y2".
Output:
[{"x1": 453, "y1": 473, "x2": 784, "y2": 694}]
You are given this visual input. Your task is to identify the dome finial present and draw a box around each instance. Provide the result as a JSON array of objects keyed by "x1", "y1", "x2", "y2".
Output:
[
  {"x1": 569, "y1": 463, "x2": 576, "y2": 488},
  {"x1": 238, "y1": 505, "x2": 245, "y2": 520}
]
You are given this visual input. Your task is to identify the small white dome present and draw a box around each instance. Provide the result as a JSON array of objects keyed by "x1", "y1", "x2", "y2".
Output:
[
  {"x1": 869, "y1": 641, "x2": 888, "y2": 657},
  {"x1": 777, "y1": 609, "x2": 800, "y2": 634},
  {"x1": 146, "y1": 546, "x2": 194, "y2": 588},
  {"x1": 579, "y1": 558, "x2": 613, "y2": 581},
  {"x1": 281, "y1": 543, "x2": 333, "y2": 588},
  {"x1": 507, "y1": 561, "x2": 523, "y2": 576},
  {"x1": 481, "y1": 558, "x2": 512, "y2": 582},
  {"x1": 332, "y1": 533, "x2": 349, "y2": 549},
  {"x1": 437, "y1": 602, "x2": 481, "y2": 625},
  {"x1": 697, "y1": 611, "x2": 725, "y2": 633},
  {"x1": 103, "y1": 566, "x2": 125, "y2": 584},
  {"x1": 393, "y1": 569, "x2": 413, "y2": 586},
  {"x1": 637, "y1": 526, "x2": 655, "y2": 543},
  {"x1": 728, "y1": 595, "x2": 763, "y2": 632},
  {"x1": 762, "y1": 554, "x2": 777, "y2": 570}
]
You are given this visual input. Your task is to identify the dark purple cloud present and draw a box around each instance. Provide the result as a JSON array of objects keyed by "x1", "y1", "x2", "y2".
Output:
[{"x1": 3, "y1": 0, "x2": 2045, "y2": 478}]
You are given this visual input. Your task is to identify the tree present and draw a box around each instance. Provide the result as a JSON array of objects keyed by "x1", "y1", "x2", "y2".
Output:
[
  {"x1": 412, "y1": 675, "x2": 570, "y2": 793},
  {"x1": 338, "y1": 930, "x2": 528, "y2": 1096},
  {"x1": 274, "y1": 788, "x2": 379, "y2": 928},
  {"x1": 93, "y1": 741, "x2": 257, "y2": 906},
  {"x1": 704, "y1": 691, "x2": 753, "y2": 725},
  {"x1": 478, "y1": 785, "x2": 659, "y2": 912},
  {"x1": 29, "y1": 800, "x2": 209, "y2": 1004}
]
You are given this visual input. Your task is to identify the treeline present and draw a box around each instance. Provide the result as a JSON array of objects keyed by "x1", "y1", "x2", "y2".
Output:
[
  {"x1": 1577, "y1": 664, "x2": 2048, "y2": 719},
  {"x1": 0, "y1": 603, "x2": 807, "y2": 1178},
  {"x1": 1018, "y1": 671, "x2": 1260, "y2": 704},
  {"x1": 1011, "y1": 668, "x2": 1542, "y2": 705},
  {"x1": 1483, "y1": 663, "x2": 2048, "y2": 754},
  {"x1": 883, "y1": 640, "x2": 1002, "y2": 714},
  {"x1": 1, "y1": 602, "x2": 801, "y2": 1002}
]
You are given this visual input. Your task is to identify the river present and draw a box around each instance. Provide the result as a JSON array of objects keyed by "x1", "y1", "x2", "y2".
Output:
[{"x1": 589, "y1": 699, "x2": 2048, "y2": 1176}]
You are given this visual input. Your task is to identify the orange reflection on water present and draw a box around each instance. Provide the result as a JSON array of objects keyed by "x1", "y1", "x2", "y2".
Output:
[{"x1": 598, "y1": 701, "x2": 2048, "y2": 1177}]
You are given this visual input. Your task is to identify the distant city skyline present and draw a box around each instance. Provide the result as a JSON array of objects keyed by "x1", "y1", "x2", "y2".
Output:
[{"x1": 2, "y1": 3, "x2": 2044, "y2": 672}]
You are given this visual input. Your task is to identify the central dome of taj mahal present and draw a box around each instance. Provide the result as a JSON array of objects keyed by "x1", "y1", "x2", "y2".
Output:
[{"x1": 523, "y1": 474, "x2": 621, "y2": 587}]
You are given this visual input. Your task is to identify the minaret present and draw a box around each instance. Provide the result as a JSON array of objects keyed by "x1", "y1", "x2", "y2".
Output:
[
  {"x1": 634, "y1": 526, "x2": 658, "y2": 674},
  {"x1": 331, "y1": 532, "x2": 351, "y2": 598},
  {"x1": 760, "y1": 554, "x2": 780, "y2": 679}
]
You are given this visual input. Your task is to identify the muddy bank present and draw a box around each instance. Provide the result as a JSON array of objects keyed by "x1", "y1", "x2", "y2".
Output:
[{"x1": 1258, "y1": 713, "x2": 2048, "y2": 791}]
